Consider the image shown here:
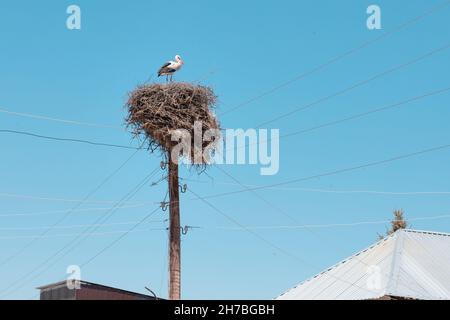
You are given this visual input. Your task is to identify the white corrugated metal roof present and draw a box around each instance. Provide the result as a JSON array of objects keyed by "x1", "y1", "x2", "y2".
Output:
[{"x1": 276, "y1": 229, "x2": 450, "y2": 300}]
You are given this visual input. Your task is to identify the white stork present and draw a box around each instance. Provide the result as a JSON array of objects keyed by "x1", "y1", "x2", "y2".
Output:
[{"x1": 157, "y1": 55, "x2": 184, "y2": 82}]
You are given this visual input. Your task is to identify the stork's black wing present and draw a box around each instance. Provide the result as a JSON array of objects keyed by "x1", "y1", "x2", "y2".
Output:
[{"x1": 157, "y1": 62, "x2": 173, "y2": 76}]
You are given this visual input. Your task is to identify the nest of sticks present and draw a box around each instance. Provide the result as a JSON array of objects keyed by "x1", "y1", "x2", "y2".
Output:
[{"x1": 125, "y1": 82, "x2": 220, "y2": 166}]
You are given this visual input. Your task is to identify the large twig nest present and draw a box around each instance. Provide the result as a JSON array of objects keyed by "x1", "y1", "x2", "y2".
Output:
[{"x1": 125, "y1": 82, "x2": 220, "y2": 165}]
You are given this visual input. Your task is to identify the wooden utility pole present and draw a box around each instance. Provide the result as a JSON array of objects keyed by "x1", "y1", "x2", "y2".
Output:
[{"x1": 168, "y1": 151, "x2": 181, "y2": 300}]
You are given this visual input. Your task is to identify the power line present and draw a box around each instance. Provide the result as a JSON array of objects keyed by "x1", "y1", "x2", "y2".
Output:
[
  {"x1": 219, "y1": 71, "x2": 450, "y2": 298},
  {"x1": 255, "y1": 42, "x2": 450, "y2": 128},
  {"x1": 0, "y1": 108, "x2": 122, "y2": 130},
  {"x1": 6, "y1": 146, "x2": 443, "y2": 296},
  {"x1": 280, "y1": 86, "x2": 450, "y2": 139},
  {"x1": 187, "y1": 188, "x2": 302, "y2": 261},
  {"x1": 0, "y1": 219, "x2": 165, "y2": 231},
  {"x1": 0, "y1": 147, "x2": 143, "y2": 268},
  {"x1": 206, "y1": 214, "x2": 450, "y2": 230},
  {"x1": 0, "y1": 169, "x2": 159, "y2": 298},
  {"x1": 1, "y1": 1, "x2": 448, "y2": 296},
  {"x1": 0, "y1": 2, "x2": 446, "y2": 132},
  {"x1": 190, "y1": 182, "x2": 425, "y2": 298},
  {"x1": 23, "y1": 206, "x2": 165, "y2": 300},
  {"x1": 0, "y1": 192, "x2": 151, "y2": 205},
  {"x1": 0, "y1": 129, "x2": 141, "y2": 150},
  {"x1": 0, "y1": 227, "x2": 166, "y2": 240},
  {"x1": 218, "y1": 0, "x2": 450, "y2": 116},
  {"x1": 195, "y1": 142, "x2": 450, "y2": 201},
  {"x1": 224, "y1": 138, "x2": 450, "y2": 298},
  {"x1": 3, "y1": 77, "x2": 448, "y2": 160},
  {"x1": 219, "y1": 84, "x2": 450, "y2": 156},
  {"x1": 80, "y1": 207, "x2": 161, "y2": 268},
  {"x1": 216, "y1": 131, "x2": 438, "y2": 299},
  {"x1": 0, "y1": 204, "x2": 149, "y2": 218},
  {"x1": 0, "y1": 70, "x2": 217, "y2": 133},
  {"x1": 211, "y1": 160, "x2": 432, "y2": 298},
  {"x1": 187, "y1": 188, "x2": 381, "y2": 296},
  {"x1": 181, "y1": 180, "x2": 450, "y2": 197},
  {"x1": 214, "y1": 165, "x2": 299, "y2": 223}
]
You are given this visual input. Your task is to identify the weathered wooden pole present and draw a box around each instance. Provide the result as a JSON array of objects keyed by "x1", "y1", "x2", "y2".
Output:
[
  {"x1": 126, "y1": 83, "x2": 218, "y2": 300},
  {"x1": 168, "y1": 150, "x2": 181, "y2": 300}
]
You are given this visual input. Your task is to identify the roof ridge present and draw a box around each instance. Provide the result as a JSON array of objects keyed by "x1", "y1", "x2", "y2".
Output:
[
  {"x1": 402, "y1": 228, "x2": 450, "y2": 237},
  {"x1": 37, "y1": 280, "x2": 154, "y2": 298},
  {"x1": 385, "y1": 230, "x2": 405, "y2": 295}
]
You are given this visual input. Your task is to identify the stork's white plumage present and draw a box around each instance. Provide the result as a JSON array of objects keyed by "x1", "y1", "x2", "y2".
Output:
[{"x1": 157, "y1": 55, "x2": 184, "y2": 82}]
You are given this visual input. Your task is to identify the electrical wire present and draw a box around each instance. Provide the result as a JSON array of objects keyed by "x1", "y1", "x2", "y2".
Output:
[
  {"x1": 187, "y1": 188, "x2": 381, "y2": 296},
  {"x1": 0, "y1": 70, "x2": 215, "y2": 131},
  {"x1": 80, "y1": 207, "x2": 162, "y2": 268},
  {"x1": 181, "y1": 178, "x2": 450, "y2": 197},
  {"x1": 218, "y1": 0, "x2": 450, "y2": 116},
  {"x1": 0, "y1": 192, "x2": 151, "y2": 205},
  {"x1": 0, "y1": 169, "x2": 159, "y2": 297},
  {"x1": 211, "y1": 166, "x2": 429, "y2": 298},
  {"x1": 23, "y1": 206, "x2": 165, "y2": 300},
  {"x1": 205, "y1": 214, "x2": 450, "y2": 230},
  {"x1": 0, "y1": 204, "x2": 149, "y2": 218},
  {"x1": 219, "y1": 85, "x2": 450, "y2": 156},
  {"x1": 214, "y1": 165, "x2": 299, "y2": 223},
  {"x1": 0, "y1": 219, "x2": 166, "y2": 231},
  {"x1": 0, "y1": 147, "x2": 143, "y2": 268},
  {"x1": 0, "y1": 108, "x2": 123, "y2": 130},
  {"x1": 0, "y1": 193, "x2": 149, "y2": 205},
  {"x1": 255, "y1": 42, "x2": 450, "y2": 128},
  {"x1": 0, "y1": 129, "x2": 141, "y2": 150},
  {"x1": 0, "y1": 227, "x2": 166, "y2": 240},
  {"x1": 195, "y1": 142, "x2": 450, "y2": 201}
]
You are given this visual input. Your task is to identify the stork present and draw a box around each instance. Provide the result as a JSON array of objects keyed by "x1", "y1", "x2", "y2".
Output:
[{"x1": 157, "y1": 55, "x2": 184, "y2": 82}]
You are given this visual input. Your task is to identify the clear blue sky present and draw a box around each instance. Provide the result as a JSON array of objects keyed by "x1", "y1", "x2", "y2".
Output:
[{"x1": 0, "y1": 0, "x2": 449, "y2": 299}]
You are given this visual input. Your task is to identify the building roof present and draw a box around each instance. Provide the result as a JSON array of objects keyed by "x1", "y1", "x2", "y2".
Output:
[
  {"x1": 37, "y1": 280, "x2": 157, "y2": 300},
  {"x1": 276, "y1": 229, "x2": 450, "y2": 300}
]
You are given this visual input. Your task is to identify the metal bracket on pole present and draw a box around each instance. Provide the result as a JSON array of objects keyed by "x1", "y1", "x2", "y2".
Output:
[
  {"x1": 160, "y1": 201, "x2": 169, "y2": 212},
  {"x1": 181, "y1": 226, "x2": 189, "y2": 235},
  {"x1": 181, "y1": 225, "x2": 199, "y2": 235}
]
